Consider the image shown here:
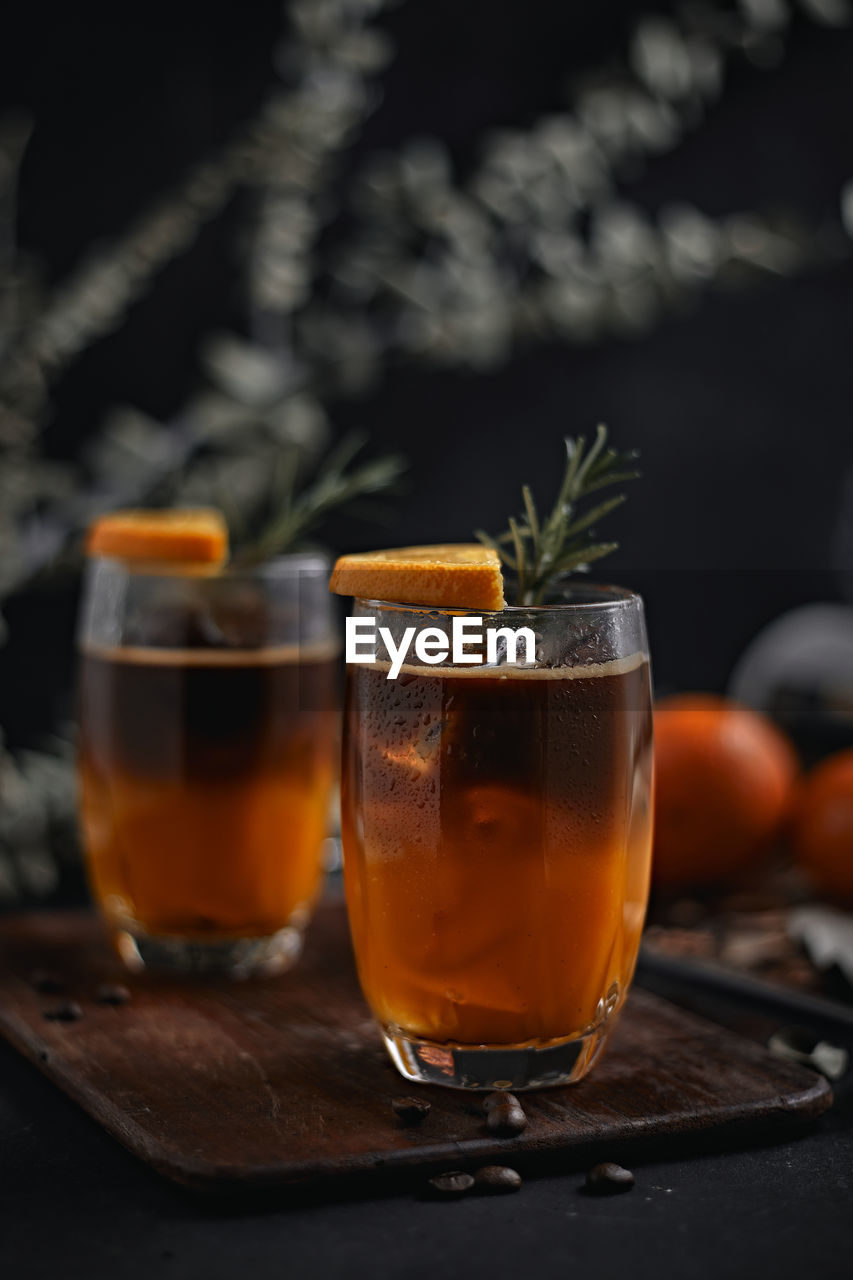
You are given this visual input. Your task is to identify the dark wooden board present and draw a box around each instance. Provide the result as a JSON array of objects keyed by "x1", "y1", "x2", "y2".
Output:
[{"x1": 0, "y1": 900, "x2": 832, "y2": 1197}]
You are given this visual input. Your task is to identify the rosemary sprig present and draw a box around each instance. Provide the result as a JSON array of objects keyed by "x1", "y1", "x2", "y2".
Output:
[
  {"x1": 476, "y1": 425, "x2": 639, "y2": 606},
  {"x1": 235, "y1": 432, "x2": 406, "y2": 563}
]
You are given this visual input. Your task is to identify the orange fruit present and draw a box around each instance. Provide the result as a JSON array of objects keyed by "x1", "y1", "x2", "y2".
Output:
[
  {"x1": 87, "y1": 508, "x2": 228, "y2": 566},
  {"x1": 329, "y1": 544, "x2": 505, "y2": 610},
  {"x1": 790, "y1": 749, "x2": 853, "y2": 902},
  {"x1": 652, "y1": 694, "x2": 798, "y2": 889}
]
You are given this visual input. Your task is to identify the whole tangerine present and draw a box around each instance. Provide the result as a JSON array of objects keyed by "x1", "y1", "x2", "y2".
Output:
[
  {"x1": 653, "y1": 694, "x2": 798, "y2": 889},
  {"x1": 790, "y1": 748, "x2": 853, "y2": 902}
]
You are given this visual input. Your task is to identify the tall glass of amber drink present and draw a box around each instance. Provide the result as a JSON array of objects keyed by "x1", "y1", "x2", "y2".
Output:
[
  {"x1": 78, "y1": 551, "x2": 339, "y2": 975},
  {"x1": 341, "y1": 587, "x2": 652, "y2": 1088}
]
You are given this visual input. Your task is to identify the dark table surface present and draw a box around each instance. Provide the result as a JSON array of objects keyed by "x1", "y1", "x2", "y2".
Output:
[{"x1": 1, "y1": 962, "x2": 851, "y2": 1280}]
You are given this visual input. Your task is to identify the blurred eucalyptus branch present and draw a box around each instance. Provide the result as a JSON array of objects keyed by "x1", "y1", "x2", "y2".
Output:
[{"x1": 322, "y1": 0, "x2": 851, "y2": 369}]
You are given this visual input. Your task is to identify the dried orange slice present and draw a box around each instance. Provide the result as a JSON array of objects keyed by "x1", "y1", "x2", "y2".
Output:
[
  {"x1": 87, "y1": 508, "x2": 228, "y2": 566},
  {"x1": 329, "y1": 544, "x2": 505, "y2": 610}
]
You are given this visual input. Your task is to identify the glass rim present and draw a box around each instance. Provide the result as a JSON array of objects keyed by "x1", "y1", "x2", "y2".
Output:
[
  {"x1": 86, "y1": 548, "x2": 331, "y2": 582},
  {"x1": 354, "y1": 581, "x2": 642, "y2": 617}
]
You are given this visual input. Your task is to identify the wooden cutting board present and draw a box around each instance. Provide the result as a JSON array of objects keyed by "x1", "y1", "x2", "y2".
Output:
[{"x1": 0, "y1": 899, "x2": 832, "y2": 1198}]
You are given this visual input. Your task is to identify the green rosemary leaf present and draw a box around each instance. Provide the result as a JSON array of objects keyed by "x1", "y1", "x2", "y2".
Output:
[
  {"x1": 543, "y1": 501, "x2": 567, "y2": 565},
  {"x1": 272, "y1": 444, "x2": 300, "y2": 509},
  {"x1": 474, "y1": 527, "x2": 516, "y2": 571},
  {"x1": 321, "y1": 429, "x2": 371, "y2": 479},
  {"x1": 561, "y1": 434, "x2": 584, "y2": 500},
  {"x1": 571, "y1": 423, "x2": 608, "y2": 494},
  {"x1": 581, "y1": 468, "x2": 641, "y2": 494},
  {"x1": 508, "y1": 516, "x2": 528, "y2": 596},
  {"x1": 478, "y1": 426, "x2": 639, "y2": 605},
  {"x1": 563, "y1": 493, "x2": 626, "y2": 540},
  {"x1": 551, "y1": 541, "x2": 619, "y2": 575},
  {"x1": 521, "y1": 485, "x2": 540, "y2": 549},
  {"x1": 237, "y1": 435, "x2": 406, "y2": 562}
]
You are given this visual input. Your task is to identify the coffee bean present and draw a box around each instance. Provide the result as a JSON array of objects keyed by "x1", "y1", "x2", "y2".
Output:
[
  {"x1": 392, "y1": 1096, "x2": 431, "y2": 1126},
  {"x1": 29, "y1": 969, "x2": 65, "y2": 995},
  {"x1": 474, "y1": 1165, "x2": 522, "y2": 1194},
  {"x1": 585, "y1": 1162, "x2": 635, "y2": 1194},
  {"x1": 96, "y1": 983, "x2": 131, "y2": 1007},
  {"x1": 486, "y1": 1101, "x2": 527, "y2": 1136},
  {"x1": 427, "y1": 1171, "x2": 475, "y2": 1198},
  {"x1": 42, "y1": 1002, "x2": 82, "y2": 1023},
  {"x1": 483, "y1": 1090, "x2": 519, "y2": 1112}
]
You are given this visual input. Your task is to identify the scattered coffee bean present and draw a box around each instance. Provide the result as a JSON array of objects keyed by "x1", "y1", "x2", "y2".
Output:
[
  {"x1": 29, "y1": 969, "x2": 64, "y2": 995},
  {"x1": 486, "y1": 1100, "x2": 527, "y2": 1136},
  {"x1": 474, "y1": 1165, "x2": 522, "y2": 1194},
  {"x1": 483, "y1": 1090, "x2": 519, "y2": 1112},
  {"x1": 392, "y1": 1096, "x2": 431, "y2": 1126},
  {"x1": 42, "y1": 1002, "x2": 82, "y2": 1023},
  {"x1": 585, "y1": 1162, "x2": 635, "y2": 1195},
  {"x1": 427, "y1": 1171, "x2": 475, "y2": 1198},
  {"x1": 96, "y1": 983, "x2": 131, "y2": 1007}
]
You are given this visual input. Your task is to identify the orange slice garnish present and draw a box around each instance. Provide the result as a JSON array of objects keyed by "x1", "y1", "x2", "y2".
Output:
[
  {"x1": 329, "y1": 544, "x2": 505, "y2": 610},
  {"x1": 86, "y1": 508, "x2": 228, "y2": 566}
]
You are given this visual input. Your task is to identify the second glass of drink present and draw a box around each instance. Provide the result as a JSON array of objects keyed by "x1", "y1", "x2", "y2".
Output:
[{"x1": 77, "y1": 548, "x2": 339, "y2": 976}]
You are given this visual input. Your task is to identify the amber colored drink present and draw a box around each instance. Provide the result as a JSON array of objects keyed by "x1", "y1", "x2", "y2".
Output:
[
  {"x1": 79, "y1": 644, "x2": 338, "y2": 943},
  {"x1": 342, "y1": 654, "x2": 653, "y2": 1050}
]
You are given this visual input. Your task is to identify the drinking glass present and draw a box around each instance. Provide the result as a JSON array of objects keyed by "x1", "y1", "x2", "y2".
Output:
[
  {"x1": 341, "y1": 586, "x2": 653, "y2": 1088},
  {"x1": 77, "y1": 551, "x2": 339, "y2": 976}
]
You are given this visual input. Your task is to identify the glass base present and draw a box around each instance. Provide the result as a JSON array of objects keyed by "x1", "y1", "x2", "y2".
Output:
[
  {"x1": 381, "y1": 1019, "x2": 613, "y2": 1091},
  {"x1": 112, "y1": 922, "x2": 305, "y2": 978}
]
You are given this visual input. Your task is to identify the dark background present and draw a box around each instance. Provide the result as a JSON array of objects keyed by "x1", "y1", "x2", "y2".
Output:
[
  {"x1": 2, "y1": 7, "x2": 853, "y2": 1276},
  {"x1": 2, "y1": 0, "x2": 853, "y2": 726}
]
